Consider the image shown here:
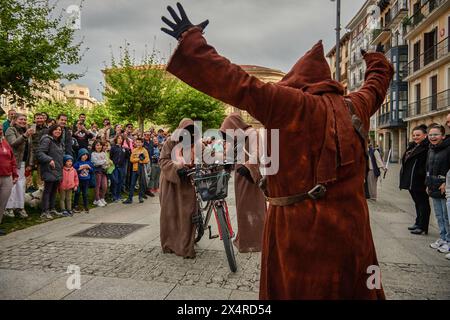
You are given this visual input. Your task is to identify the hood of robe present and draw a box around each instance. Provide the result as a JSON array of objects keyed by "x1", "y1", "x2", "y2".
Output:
[
  {"x1": 220, "y1": 113, "x2": 251, "y2": 132},
  {"x1": 277, "y1": 41, "x2": 344, "y2": 96}
]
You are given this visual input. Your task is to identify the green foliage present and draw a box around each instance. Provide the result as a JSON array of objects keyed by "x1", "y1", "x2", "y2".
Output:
[
  {"x1": 30, "y1": 100, "x2": 120, "y2": 127},
  {"x1": 103, "y1": 44, "x2": 177, "y2": 132},
  {"x1": 0, "y1": 0, "x2": 85, "y2": 104},
  {"x1": 156, "y1": 82, "x2": 226, "y2": 132}
]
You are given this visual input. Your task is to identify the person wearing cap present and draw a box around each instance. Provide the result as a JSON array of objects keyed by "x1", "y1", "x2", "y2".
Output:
[
  {"x1": 59, "y1": 155, "x2": 79, "y2": 216},
  {"x1": 161, "y1": 3, "x2": 394, "y2": 299}
]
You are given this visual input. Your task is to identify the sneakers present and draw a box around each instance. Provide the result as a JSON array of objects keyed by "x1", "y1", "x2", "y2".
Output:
[
  {"x1": 72, "y1": 207, "x2": 81, "y2": 213},
  {"x1": 437, "y1": 242, "x2": 450, "y2": 253},
  {"x1": 62, "y1": 210, "x2": 72, "y2": 217},
  {"x1": 139, "y1": 198, "x2": 144, "y2": 204},
  {"x1": 0, "y1": 229, "x2": 5, "y2": 236},
  {"x1": 83, "y1": 207, "x2": 90, "y2": 214},
  {"x1": 100, "y1": 199, "x2": 107, "y2": 206},
  {"x1": 49, "y1": 209, "x2": 63, "y2": 217},
  {"x1": 430, "y1": 239, "x2": 447, "y2": 249},
  {"x1": 94, "y1": 200, "x2": 105, "y2": 207},
  {"x1": 16, "y1": 209, "x2": 28, "y2": 218},
  {"x1": 40, "y1": 212, "x2": 54, "y2": 219},
  {"x1": 123, "y1": 199, "x2": 132, "y2": 204},
  {"x1": 4, "y1": 209, "x2": 15, "y2": 218}
]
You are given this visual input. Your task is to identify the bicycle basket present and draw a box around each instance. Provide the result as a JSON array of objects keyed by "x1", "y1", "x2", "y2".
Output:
[{"x1": 194, "y1": 171, "x2": 230, "y2": 201}]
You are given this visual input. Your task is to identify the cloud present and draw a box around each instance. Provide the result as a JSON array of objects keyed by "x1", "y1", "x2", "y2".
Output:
[{"x1": 58, "y1": 0, "x2": 366, "y2": 101}]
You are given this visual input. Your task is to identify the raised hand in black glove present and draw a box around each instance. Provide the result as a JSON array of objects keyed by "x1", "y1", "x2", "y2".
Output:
[
  {"x1": 161, "y1": 2, "x2": 209, "y2": 40},
  {"x1": 376, "y1": 43, "x2": 384, "y2": 53},
  {"x1": 237, "y1": 166, "x2": 254, "y2": 184}
]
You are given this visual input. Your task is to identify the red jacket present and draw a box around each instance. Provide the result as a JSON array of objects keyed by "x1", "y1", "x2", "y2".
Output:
[{"x1": 0, "y1": 138, "x2": 18, "y2": 179}]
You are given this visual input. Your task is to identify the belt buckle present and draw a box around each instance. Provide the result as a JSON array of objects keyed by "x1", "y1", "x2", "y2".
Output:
[{"x1": 308, "y1": 184, "x2": 326, "y2": 200}]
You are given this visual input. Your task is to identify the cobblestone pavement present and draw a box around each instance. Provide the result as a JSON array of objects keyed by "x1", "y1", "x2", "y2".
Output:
[
  {"x1": 0, "y1": 240, "x2": 261, "y2": 294},
  {"x1": 0, "y1": 165, "x2": 449, "y2": 299}
]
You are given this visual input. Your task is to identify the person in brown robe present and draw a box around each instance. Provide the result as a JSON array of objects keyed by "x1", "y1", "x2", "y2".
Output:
[
  {"x1": 159, "y1": 118, "x2": 197, "y2": 258},
  {"x1": 161, "y1": 3, "x2": 394, "y2": 299},
  {"x1": 220, "y1": 113, "x2": 266, "y2": 253}
]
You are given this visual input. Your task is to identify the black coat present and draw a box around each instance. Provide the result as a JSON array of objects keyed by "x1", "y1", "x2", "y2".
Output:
[
  {"x1": 426, "y1": 138, "x2": 450, "y2": 199},
  {"x1": 400, "y1": 139, "x2": 429, "y2": 191},
  {"x1": 36, "y1": 135, "x2": 64, "y2": 182}
]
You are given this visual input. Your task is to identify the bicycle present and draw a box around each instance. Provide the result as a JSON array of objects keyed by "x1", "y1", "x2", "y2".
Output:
[{"x1": 186, "y1": 163, "x2": 237, "y2": 273}]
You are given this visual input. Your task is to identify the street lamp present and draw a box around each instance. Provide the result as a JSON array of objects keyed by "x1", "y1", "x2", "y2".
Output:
[{"x1": 331, "y1": 0, "x2": 341, "y2": 82}]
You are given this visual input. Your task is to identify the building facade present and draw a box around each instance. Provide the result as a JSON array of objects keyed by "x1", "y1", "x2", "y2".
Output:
[
  {"x1": 63, "y1": 83, "x2": 98, "y2": 109},
  {"x1": 371, "y1": 0, "x2": 410, "y2": 162},
  {"x1": 346, "y1": 0, "x2": 379, "y2": 140},
  {"x1": 326, "y1": 32, "x2": 351, "y2": 94},
  {"x1": 402, "y1": 0, "x2": 450, "y2": 136}
]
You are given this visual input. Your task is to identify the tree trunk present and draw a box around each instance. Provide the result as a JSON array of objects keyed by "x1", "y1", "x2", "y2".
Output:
[{"x1": 138, "y1": 115, "x2": 144, "y2": 134}]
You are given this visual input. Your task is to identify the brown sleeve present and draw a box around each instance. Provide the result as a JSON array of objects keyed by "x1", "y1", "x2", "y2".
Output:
[
  {"x1": 159, "y1": 141, "x2": 184, "y2": 185},
  {"x1": 348, "y1": 52, "x2": 394, "y2": 122},
  {"x1": 167, "y1": 28, "x2": 306, "y2": 129}
]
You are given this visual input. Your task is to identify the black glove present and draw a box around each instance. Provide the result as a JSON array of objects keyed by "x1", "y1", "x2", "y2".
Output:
[
  {"x1": 237, "y1": 166, "x2": 254, "y2": 184},
  {"x1": 139, "y1": 153, "x2": 145, "y2": 161},
  {"x1": 177, "y1": 168, "x2": 188, "y2": 180},
  {"x1": 161, "y1": 2, "x2": 209, "y2": 40}
]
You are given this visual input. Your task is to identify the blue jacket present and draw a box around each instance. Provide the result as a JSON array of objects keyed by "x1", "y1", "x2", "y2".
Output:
[{"x1": 74, "y1": 148, "x2": 94, "y2": 180}]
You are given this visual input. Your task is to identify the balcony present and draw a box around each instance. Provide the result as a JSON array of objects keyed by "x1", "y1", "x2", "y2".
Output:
[
  {"x1": 378, "y1": 109, "x2": 408, "y2": 129},
  {"x1": 403, "y1": 37, "x2": 449, "y2": 80},
  {"x1": 406, "y1": 89, "x2": 450, "y2": 119},
  {"x1": 370, "y1": 28, "x2": 391, "y2": 46},
  {"x1": 403, "y1": 0, "x2": 449, "y2": 39},
  {"x1": 386, "y1": 0, "x2": 408, "y2": 27}
]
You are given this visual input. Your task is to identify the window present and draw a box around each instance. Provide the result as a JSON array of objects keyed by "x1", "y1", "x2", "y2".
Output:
[
  {"x1": 69, "y1": 90, "x2": 75, "y2": 94},
  {"x1": 79, "y1": 91, "x2": 85, "y2": 95}
]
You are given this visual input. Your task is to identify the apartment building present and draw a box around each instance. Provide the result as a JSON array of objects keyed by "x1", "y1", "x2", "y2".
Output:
[
  {"x1": 326, "y1": 32, "x2": 351, "y2": 94},
  {"x1": 63, "y1": 83, "x2": 98, "y2": 109},
  {"x1": 402, "y1": 0, "x2": 450, "y2": 135}
]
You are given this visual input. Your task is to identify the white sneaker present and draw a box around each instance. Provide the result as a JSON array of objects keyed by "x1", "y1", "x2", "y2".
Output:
[
  {"x1": 17, "y1": 209, "x2": 28, "y2": 218},
  {"x1": 93, "y1": 200, "x2": 99, "y2": 206},
  {"x1": 4, "y1": 209, "x2": 15, "y2": 218},
  {"x1": 100, "y1": 199, "x2": 107, "y2": 206},
  {"x1": 445, "y1": 253, "x2": 450, "y2": 260},
  {"x1": 40, "y1": 212, "x2": 54, "y2": 220},
  {"x1": 430, "y1": 239, "x2": 447, "y2": 249},
  {"x1": 437, "y1": 242, "x2": 450, "y2": 253},
  {"x1": 96, "y1": 200, "x2": 105, "y2": 207}
]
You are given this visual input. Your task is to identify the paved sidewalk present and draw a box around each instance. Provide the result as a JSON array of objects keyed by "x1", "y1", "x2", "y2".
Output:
[{"x1": 0, "y1": 166, "x2": 449, "y2": 300}]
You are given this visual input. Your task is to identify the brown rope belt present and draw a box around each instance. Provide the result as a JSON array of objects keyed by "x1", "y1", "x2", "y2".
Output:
[{"x1": 265, "y1": 184, "x2": 327, "y2": 207}]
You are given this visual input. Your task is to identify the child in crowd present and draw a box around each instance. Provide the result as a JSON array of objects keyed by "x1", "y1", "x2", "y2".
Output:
[
  {"x1": 73, "y1": 148, "x2": 94, "y2": 214},
  {"x1": 148, "y1": 136, "x2": 161, "y2": 194},
  {"x1": 91, "y1": 141, "x2": 108, "y2": 207},
  {"x1": 124, "y1": 137, "x2": 149, "y2": 204},
  {"x1": 59, "y1": 155, "x2": 79, "y2": 216}
]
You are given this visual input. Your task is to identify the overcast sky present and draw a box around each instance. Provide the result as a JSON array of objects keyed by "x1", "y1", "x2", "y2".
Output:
[{"x1": 58, "y1": 0, "x2": 366, "y2": 101}]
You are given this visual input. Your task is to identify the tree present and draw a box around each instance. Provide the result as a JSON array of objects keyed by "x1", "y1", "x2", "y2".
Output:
[
  {"x1": 30, "y1": 100, "x2": 120, "y2": 128},
  {"x1": 156, "y1": 82, "x2": 226, "y2": 132},
  {"x1": 0, "y1": 0, "x2": 84, "y2": 105},
  {"x1": 103, "y1": 44, "x2": 177, "y2": 132}
]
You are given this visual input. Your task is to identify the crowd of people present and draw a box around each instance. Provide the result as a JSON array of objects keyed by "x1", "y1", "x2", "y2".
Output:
[
  {"x1": 400, "y1": 113, "x2": 450, "y2": 260},
  {"x1": 0, "y1": 109, "x2": 168, "y2": 235}
]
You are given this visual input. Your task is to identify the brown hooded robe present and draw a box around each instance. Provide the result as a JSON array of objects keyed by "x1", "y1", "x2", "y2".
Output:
[
  {"x1": 159, "y1": 119, "x2": 197, "y2": 258},
  {"x1": 220, "y1": 113, "x2": 267, "y2": 253},
  {"x1": 167, "y1": 27, "x2": 393, "y2": 300}
]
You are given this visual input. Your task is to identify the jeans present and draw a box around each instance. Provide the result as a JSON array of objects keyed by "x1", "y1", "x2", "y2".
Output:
[
  {"x1": 74, "y1": 180, "x2": 89, "y2": 209},
  {"x1": 446, "y1": 170, "x2": 450, "y2": 229},
  {"x1": 111, "y1": 166, "x2": 126, "y2": 201},
  {"x1": 128, "y1": 171, "x2": 144, "y2": 201},
  {"x1": 148, "y1": 163, "x2": 161, "y2": 189},
  {"x1": 409, "y1": 189, "x2": 431, "y2": 231},
  {"x1": 0, "y1": 176, "x2": 13, "y2": 224},
  {"x1": 59, "y1": 189, "x2": 73, "y2": 211},
  {"x1": 42, "y1": 181, "x2": 59, "y2": 212},
  {"x1": 431, "y1": 198, "x2": 450, "y2": 242}
]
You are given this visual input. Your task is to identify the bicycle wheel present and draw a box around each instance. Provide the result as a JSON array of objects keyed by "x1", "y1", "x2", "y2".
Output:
[
  {"x1": 193, "y1": 209, "x2": 204, "y2": 243},
  {"x1": 215, "y1": 205, "x2": 237, "y2": 273}
]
